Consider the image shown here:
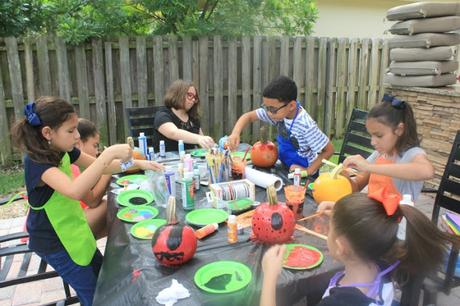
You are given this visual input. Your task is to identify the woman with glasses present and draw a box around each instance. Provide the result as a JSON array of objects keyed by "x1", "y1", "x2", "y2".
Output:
[
  {"x1": 228, "y1": 75, "x2": 334, "y2": 177},
  {"x1": 153, "y1": 79, "x2": 215, "y2": 152}
]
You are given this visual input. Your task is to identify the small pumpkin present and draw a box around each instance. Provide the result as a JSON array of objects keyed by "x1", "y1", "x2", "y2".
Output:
[
  {"x1": 126, "y1": 136, "x2": 147, "y2": 173},
  {"x1": 252, "y1": 185, "x2": 295, "y2": 244},
  {"x1": 250, "y1": 126, "x2": 278, "y2": 168},
  {"x1": 151, "y1": 196, "x2": 197, "y2": 266},
  {"x1": 312, "y1": 164, "x2": 352, "y2": 204}
]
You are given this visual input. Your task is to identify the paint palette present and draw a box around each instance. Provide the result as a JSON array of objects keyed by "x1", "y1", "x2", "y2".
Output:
[
  {"x1": 116, "y1": 206, "x2": 159, "y2": 223},
  {"x1": 282, "y1": 244, "x2": 323, "y2": 270},
  {"x1": 130, "y1": 219, "x2": 167, "y2": 239}
]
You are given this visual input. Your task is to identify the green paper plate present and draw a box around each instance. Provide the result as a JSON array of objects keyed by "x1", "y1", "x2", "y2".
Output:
[
  {"x1": 116, "y1": 206, "x2": 159, "y2": 223},
  {"x1": 116, "y1": 174, "x2": 148, "y2": 186},
  {"x1": 194, "y1": 260, "x2": 252, "y2": 294},
  {"x1": 116, "y1": 190, "x2": 154, "y2": 207},
  {"x1": 130, "y1": 218, "x2": 167, "y2": 239},
  {"x1": 191, "y1": 148, "x2": 208, "y2": 157},
  {"x1": 231, "y1": 151, "x2": 251, "y2": 160},
  {"x1": 227, "y1": 198, "x2": 254, "y2": 213},
  {"x1": 185, "y1": 208, "x2": 229, "y2": 226},
  {"x1": 308, "y1": 182, "x2": 314, "y2": 191},
  {"x1": 282, "y1": 243, "x2": 323, "y2": 270}
]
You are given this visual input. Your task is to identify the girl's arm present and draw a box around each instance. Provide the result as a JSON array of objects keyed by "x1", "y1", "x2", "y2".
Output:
[
  {"x1": 260, "y1": 245, "x2": 286, "y2": 306},
  {"x1": 81, "y1": 174, "x2": 111, "y2": 208},
  {"x1": 158, "y1": 122, "x2": 215, "y2": 149}
]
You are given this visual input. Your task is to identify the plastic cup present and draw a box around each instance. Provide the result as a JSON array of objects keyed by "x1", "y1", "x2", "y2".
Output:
[
  {"x1": 284, "y1": 185, "x2": 306, "y2": 218},
  {"x1": 231, "y1": 156, "x2": 246, "y2": 180}
]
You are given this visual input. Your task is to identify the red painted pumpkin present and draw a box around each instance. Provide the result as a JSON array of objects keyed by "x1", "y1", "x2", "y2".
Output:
[
  {"x1": 252, "y1": 185, "x2": 295, "y2": 243},
  {"x1": 251, "y1": 126, "x2": 278, "y2": 168},
  {"x1": 151, "y1": 197, "x2": 197, "y2": 266}
]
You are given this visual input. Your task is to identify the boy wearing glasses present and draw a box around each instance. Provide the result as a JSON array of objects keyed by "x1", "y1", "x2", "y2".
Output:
[{"x1": 228, "y1": 75, "x2": 334, "y2": 177}]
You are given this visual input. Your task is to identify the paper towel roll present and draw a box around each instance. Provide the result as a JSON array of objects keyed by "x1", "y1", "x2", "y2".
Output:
[{"x1": 244, "y1": 166, "x2": 283, "y2": 191}]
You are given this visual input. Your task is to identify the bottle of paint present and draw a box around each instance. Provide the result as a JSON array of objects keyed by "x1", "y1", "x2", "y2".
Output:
[
  {"x1": 148, "y1": 147, "x2": 155, "y2": 161},
  {"x1": 227, "y1": 215, "x2": 238, "y2": 243},
  {"x1": 181, "y1": 172, "x2": 195, "y2": 210},
  {"x1": 138, "y1": 132, "x2": 148, "y2": 158},
  {"x1": 293, "y1": 168, "x2": 301, "y2": 186},
  {"x1": 164, "y1": 169, "x2": 176, "y2": 196},
  {"x1": 159, "y1": 140, "x2": 166, "y2": 158},
  {"x1": 193, "y1": 168, "x2": 200, "y2": 190},
  {"x1": 178, "y1": 140, "x2": 185, "y2": 156},
  {"x1": 195, "y1": 223, "x2": 218, "y2": 239}
]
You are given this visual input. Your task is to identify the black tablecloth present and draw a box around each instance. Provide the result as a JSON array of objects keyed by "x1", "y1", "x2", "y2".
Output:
[{"x1": 93, "y1": 164, "x2": 341, "y2": 306}]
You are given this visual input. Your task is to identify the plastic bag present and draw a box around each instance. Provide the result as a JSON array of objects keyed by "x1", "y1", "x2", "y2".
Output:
[{"x1": 145, "y1": 170, "x2": 170, "y2": 207}]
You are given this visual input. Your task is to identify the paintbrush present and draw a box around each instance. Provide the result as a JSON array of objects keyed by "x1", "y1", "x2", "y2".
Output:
[{"x1": 295, "y1": 224, "x2": 327, "y2": 240}]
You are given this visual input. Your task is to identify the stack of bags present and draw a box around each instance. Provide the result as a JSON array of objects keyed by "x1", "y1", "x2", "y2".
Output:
[{"x1": 385, "y1": 2, "x2": 460, "y2": 87}]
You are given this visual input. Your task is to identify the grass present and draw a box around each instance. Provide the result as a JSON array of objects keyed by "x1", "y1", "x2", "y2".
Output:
[
  {"x1": 0, "y1": 164, "x2": 25, "y2": 197},
  {"x1": 330, "y1": 138, "x2": 343, "y2": 165}
]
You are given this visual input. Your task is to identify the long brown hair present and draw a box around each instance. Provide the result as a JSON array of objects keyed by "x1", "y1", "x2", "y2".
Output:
[
  {"x1": 368, "y1": 96, "x2": 420, "y2": 154},
  {"x1": 11, "y1": 96, "x2": 76, "y2": 166},
  {"x1": 163, "y1": 79, "x2": 200, "y2": 121},
  {"x1": 333, "y1": 193, "x2": 459, "y2": 283}
]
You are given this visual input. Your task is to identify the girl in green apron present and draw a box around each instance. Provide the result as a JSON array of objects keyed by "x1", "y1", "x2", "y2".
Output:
[{"x1": 11, "y1": 96, "x2": 163, "y2": 306}]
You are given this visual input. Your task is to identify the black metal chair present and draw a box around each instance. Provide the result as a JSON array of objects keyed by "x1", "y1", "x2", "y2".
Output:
[
  {"x1": 126, "y1": 106, "x2": 160, "y2": 147},
  {"x1": 1, "y1": 197, "x2": 79, "y2": 305},
  {"x1": 422, "y1": 130, "x2": 460, "y2": 305},
  {"x1": 336, "y1": 108, "x2": 373, "y2": 163}
]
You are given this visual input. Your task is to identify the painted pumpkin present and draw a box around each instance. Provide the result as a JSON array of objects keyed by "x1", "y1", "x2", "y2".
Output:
[
  {"x1": 252, "y1": 185, "x2": 295, "y2": 243},
  {"x1": 125, "y1": 148, "x2": 146, "y2": 174},
  {"x1": 312, "y1": 164, "x2": 352, "y2": 204},
  {"x1": 151, "y1": 196, "x2": 197, "y2": 266},
  {"x1": 251, "y1": 126, "x2": 278, "y2": 168}
]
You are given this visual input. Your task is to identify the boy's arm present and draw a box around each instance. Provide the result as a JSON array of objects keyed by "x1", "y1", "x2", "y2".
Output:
[
  {"x1": 228, "y1": 110, "x2": 259, "y2": 150},
  {"x1": 306, "y1": 141, "x2": 334, "y2": 175}
]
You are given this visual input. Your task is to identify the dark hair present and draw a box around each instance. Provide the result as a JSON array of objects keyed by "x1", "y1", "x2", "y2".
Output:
[
  {"x1": 11, "y1": 96, "x2": 76, "y2": 166},
  {"x1": 163, "y1": 79, "x2": 200, "y2": 121},
  {"x1": 368, "y1": 97, "x2": 420, "y2": 154},
  {"x1": 333, "y1": 193, "x2": 459, "y2": 283},
  {"x1": 262, "y1": 75, "x2": 297, "y2": 103},
  {"x1": 78, "y1": 118, "x2": 98, "y2": 142}
]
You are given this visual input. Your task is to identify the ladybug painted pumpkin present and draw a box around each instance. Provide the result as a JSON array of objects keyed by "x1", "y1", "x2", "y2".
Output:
[
  {"x1": 252, "y1": 185, "x2": 295, "y2": 243},
  {"x1": 251, "y1": 126, "x2": 278, "y2": 168},
  {"x1": 312, "y1": 164, "x2": 352, "y2": 204},
  {"x1": 151, "y1": 196, "x2": 197, "y2": 266}
]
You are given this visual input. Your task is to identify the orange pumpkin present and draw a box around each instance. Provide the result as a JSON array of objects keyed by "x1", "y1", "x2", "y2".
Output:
[
  {"x1": 251, "y1": 126, "x2": 278, "y2": 168},
  {"x1": 125, "y1": 148, "x2": 146, "y2": 174},
  {"x1": 312, "y1": 164, "x2": 352, "y2": 204}
]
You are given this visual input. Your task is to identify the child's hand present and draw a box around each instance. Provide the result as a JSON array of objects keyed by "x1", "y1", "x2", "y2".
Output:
[
  {"x1": 317, "y1": 201, "x2": 335, "y2": 216},
  {"x1": 343, "y1": 155, "x2": 370, "y2": 172},
  {"x1": 104, "y1": 144, "x2": 132, "y2": 162},
  {"x1": 262, "y1": 244, "x2": 286, "y2": 279},
  {"x1": 136, "y1": 160, "x2": 164, "y2": 172},
  {"x1": 197, "y1": 135, "x2": 215, "y2": 149},
  {"x1": 227, "y1": 133, "x2": 240, "y2": 151}
]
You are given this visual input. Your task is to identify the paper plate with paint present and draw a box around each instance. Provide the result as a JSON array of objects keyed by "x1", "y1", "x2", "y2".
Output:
[
  {"x1": 116, "y1": 190, "x2": 154, "y2": 207},
  {"x1": 130, "y1": 219, "x2": 167, "y2": 239},
  {"x1": 227, "y1": 198, "x2": 254, "y2": 213},
  {"x1": 191, "y1": 148, "x2": 208, "y2": 158},
  {"x1": 116, "y1": 174, "x2": 148, "y2": 186},
  {"x1": 194, "y1": 260, "x2": 252, "y2": 294},
  {"x1": 231, "y1": 151, "x2": 251, "y2": 160},
  {"x1": 282, "y1": 243, "x2": 323, "y2": 270},
  {"x1": 185, "y1": 208, "x2": 229, "y2": 227},
  {"x1": 117, "y1": 206, "x2": 159, "y2": 223}
]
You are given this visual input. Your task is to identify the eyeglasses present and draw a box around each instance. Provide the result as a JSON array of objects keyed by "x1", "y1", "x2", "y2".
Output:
[
  {"x1": 186, "y1": 92, "x2": 199, "y2": 101},
  {"x1": 260, "y1": 103, "x2": 289, "y2": 114},
  {"x1": 382, "y1": 94, "x2": 406, "y2": 110}
]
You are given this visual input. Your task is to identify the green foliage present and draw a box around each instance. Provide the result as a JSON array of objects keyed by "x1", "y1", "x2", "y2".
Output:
[{"x1": 2, "y1": 0, "x2": 318, "y2": 44}]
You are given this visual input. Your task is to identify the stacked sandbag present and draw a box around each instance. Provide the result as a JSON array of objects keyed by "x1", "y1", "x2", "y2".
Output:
[{"x1": 385, "y1": 2, "x2": 460, "y2": 87}]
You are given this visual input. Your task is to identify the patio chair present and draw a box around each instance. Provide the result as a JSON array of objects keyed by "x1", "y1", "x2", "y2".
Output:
[
  {"x1": 422, "y1": 130, "x2": 460, "y2": 305},
  {"x1": 0, "y1": 196, "x2": 79, "y2": 305},
  {"x1": 126, "y1": 106, "x2": 160, "y2": 147}
]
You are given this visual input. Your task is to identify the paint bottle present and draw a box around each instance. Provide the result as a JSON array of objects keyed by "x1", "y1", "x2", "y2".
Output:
[
  {"x1": 195, "y1": 223, "x2": 218, "y2": 239},
  {"x1": 193, "y1": 168, "x2": 200, "y2": 190},
  {"x1": 148, "y1": 147, "x2": 155, "y2": 161},
  {"x1": 138, "y1": 132, "x2": 148, "y2": 158},
  {"x1": 159, "y1": 140, "x2": 166, "y2": 158},
  {"x1": 178, "y1": 140, "x2": 185, "y2": 156},
  {"x1": 164, "y1": 169, "x2": 176, "y2": 196},
  {"x1": 227, "y1": 215, "x2": 238, "y2": 244},
  {"x1": 184, "y1": 154, "x2": 193, "y2": 172},
  {"x1": 177, "y1": 163, "x2": 184, "y2": 180},
  {"x1": 293, "y1": 168, "x2": 301, "y2": 186},
  {"x1": 181, "y1": 172, "x2": 195, "y2": 210}
]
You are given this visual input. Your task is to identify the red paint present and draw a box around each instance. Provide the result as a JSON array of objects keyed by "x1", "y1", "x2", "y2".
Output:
[
  {"x1": 285, "y1": 246, "x2": 321, "y2": 268},
  {"x1": 251, "y1": 201, "x2": 295, "y2": 244}
]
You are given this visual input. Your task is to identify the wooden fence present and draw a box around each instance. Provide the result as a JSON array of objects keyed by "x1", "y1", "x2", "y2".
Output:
[{"x1": 0, "y1": 35, "x2": 389, "y2": 164}]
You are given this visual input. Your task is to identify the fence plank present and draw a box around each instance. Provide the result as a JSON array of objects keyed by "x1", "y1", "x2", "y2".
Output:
[
  {"x1": 136, "y1": 37, "x2": 148, "y2": 107},
  {"x1": 92, "y1": 39, "x2": 108, "y2": 144},
  {"x1": 192, "y1": 39, "x2": 199, "y2": 88},
  {"x1": 119, "y1": 37, "x2": 132, "y2": 137},
  {"x1": 253, "y1": 36, "x2": 262, "y2": 140},
  {"x1": 305, "y1": 37, "x2": 315, "y2": 116},
  {"x1": 105, "y1": 42, "x2": 117, "y2": 144},
  {"x1": 268, "y1": 36, "x2": 277, "y2": 83},
  {"x1": 168, "y1": 35, "x2": 179, "y2": 85},
  {"x1": 357, "y1": 38, "x2": 370, "y2": 109},
  {"x1": 346, "y1": 38, "x2": 359, "y2": 123},
  {"x1": 228, "y1": 39, "x2": 238, "y2": 135},
  {"x1": 316, "y1": 37, "x2": 328, "y2": 129},
  {"x1": 24, "y1": 38, "x2": 35, "y2": 102},
  {"x1": 241, "y1": 36, "x2": 251, "y2": 142},
  {"x1": 5, "y1": 37, "x2": 24, "y2": 121},
  {"x1": 37, "y1": 35, "x2": 51, "y2": 95},
  {"x1": 213, "y1": 36, "x2": 223, "y2": 138},
  {"x1": 0, "y1": 63, "x2": 11, "y2": 164},
  {"x1": 153, "y1": 36, "x2": 164, "y2": 106},
  {"x1": 280, "y1": 36, "x2": 290, "y2": 76},
  {"x1": 55, "y1": 37, "x2": 70, "y2": 102},
  {"x1": 335, "y1": 38, "x2": 347, "y2": 138},
  {"x1": 368, "y1": 38, "x2": 380, "y2": 107},
  {"x1": 378, "y1": 40, "x2": 389, "y2": 102},
  {"x1": 75, "y1": 45, "x2": 90, "y2": 119},
  {"x1": 325, "y1": 38, "x2": 337, "y2": 136},
  {"x1": 182, "y1": 36, "x2": 192, "y2": 81},
  {"x1": 199, "y1": 37, "x2": 209, "y2": 134},
  {"x1": 293, "y1": 37, "x2": 303, "y2": 99}
]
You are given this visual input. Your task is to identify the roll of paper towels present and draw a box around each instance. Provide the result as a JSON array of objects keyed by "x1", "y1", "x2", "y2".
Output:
[{"x1": 244, "y1": 166, "x2": 283, "y2": 191}]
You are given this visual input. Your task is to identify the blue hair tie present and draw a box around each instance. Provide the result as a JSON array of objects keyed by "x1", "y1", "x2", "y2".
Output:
[
  {"x1": 24, "y1": 102, "x2": 42, "y2": 126},
  {"x1": 382, "y1": 93, "x2": 406, "y2": 110}
]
